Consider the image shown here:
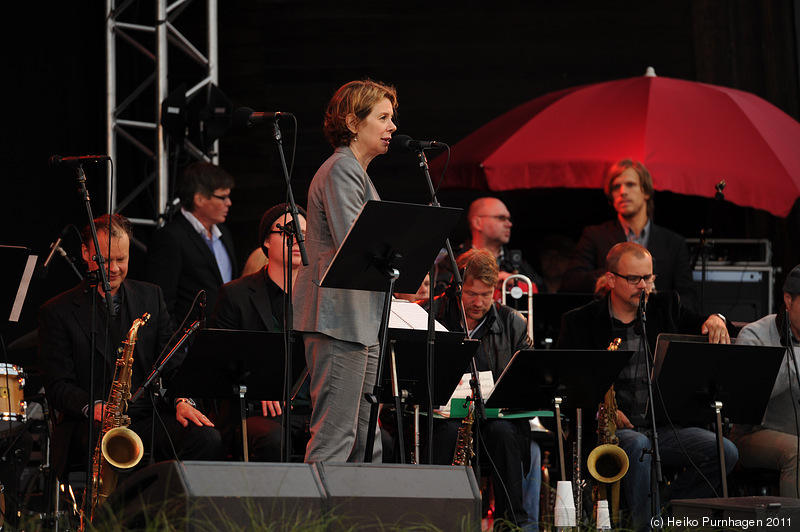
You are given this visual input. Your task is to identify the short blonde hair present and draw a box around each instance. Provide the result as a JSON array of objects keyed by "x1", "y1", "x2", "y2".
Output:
[
  {"x1": 323, "y1": 79, "x2": 398, "y2": 148},
  {"x1": 458, "y1": 248, "x2": 499, "y2": 288}
]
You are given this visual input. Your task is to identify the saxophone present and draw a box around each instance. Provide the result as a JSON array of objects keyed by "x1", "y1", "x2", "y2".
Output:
[
  {"x1": 86, "y1": 313, "x2": 149, "y2": 523},
  {"x1": 587, "y1": 338, "x2": 629, "y2": 526},
  {"x1": 452, "y1": 397, "x2": 475, "y2": 466}
]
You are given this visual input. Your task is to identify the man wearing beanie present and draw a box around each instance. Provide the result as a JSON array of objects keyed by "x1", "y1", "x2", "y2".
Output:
[
  {"x1": 733, "y1": 264, "x2": 800, "y2": 497},
  {"x1": 208, "y1": 203, "x2": 310, "y2": 461}
]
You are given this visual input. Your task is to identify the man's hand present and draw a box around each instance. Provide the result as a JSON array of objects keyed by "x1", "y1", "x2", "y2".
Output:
[
  {"x1": 262, "y1": 400, "x2": 282, "y2": 417},
  {"x1": 616, "y1": 409, "x2": 634, "y2": 430},
  {"x1": 93, "y1": 402, "x2": 105, "y2": 423},
  {"x1": 701, "y1": 315, "x2": 730, "y2": 344},
  {"x1": 176, "y1": 401, "x2": 214, "y2": 428}
]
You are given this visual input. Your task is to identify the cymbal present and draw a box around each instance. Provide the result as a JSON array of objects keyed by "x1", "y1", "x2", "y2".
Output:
[{"x1": 7, "y1": 329, "x2": 37, "y2": 351}]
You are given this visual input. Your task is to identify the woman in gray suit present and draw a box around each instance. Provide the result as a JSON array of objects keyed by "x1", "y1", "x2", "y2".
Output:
[{"x1": 293, "y1": 79, "x2": 398, "y2": 462}]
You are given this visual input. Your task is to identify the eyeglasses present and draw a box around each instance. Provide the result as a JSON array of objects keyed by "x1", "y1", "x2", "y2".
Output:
[
  {"x1": 269, "y1": 230, "x2": 307, "y2": 238},
  {"x1": 610, "y1": 271, "x2": 657, "y2": 285},
  {"x1": 211, "y1": 193, "x2": 230, "y2": 202},
  {"x1": 477, "y1": 214, "x2": 513, "y2": 223}
]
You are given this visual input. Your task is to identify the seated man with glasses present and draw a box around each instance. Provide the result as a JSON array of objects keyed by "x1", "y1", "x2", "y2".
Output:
[
  {"x1": 433, "y1": 196, "x2": 544, "y2": 296},
  {"x1": 557, "y1": 242, "x2": 736, "y2": 532},
  {"x1": 208, "y1": 203, "x2": 311, "y2": 461},
  {"x1": 146, "y1": 161, "x2": 237, "y2": 326}
]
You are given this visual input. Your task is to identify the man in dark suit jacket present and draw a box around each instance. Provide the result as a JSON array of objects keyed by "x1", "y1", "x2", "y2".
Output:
[
  {"x1": 146, "y1": 162, "x2": 237, "y2": 326},
  {"x1": 208, "y1": 203, "x2": 311, "y2": 461},
  {"x1": 38, "y1": 214, "x2": 221, "y2": 481},
  {"x1": 557, "y1": 242, "x2": 735, "y2": 532},
  {"x1": 561, "y1": 159, "x2": 696, "y2": 308}
]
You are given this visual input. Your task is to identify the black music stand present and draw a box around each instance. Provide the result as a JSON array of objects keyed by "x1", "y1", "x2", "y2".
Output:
[
  {"x1": 319, "y1": 200, "x2": 462, "y2": 462},
  {"x1": 653, "y1": 340, "x2": 785, "y2": 497},
  {"x1": 1, "y1": 245, "x2": 37, "y2": 323},
  {"x1": 319, "y1": 201, "x2": 461, "y2": 294},
  {"x1": 486, "y1": 349, "x2": 632, "y2": 411},
  {"x1": 166, "y1": 329, "x2": 307, "y2": 461},
  {"x1": 486, "y1": 348, "x2": 632, "y2": 481},
  {"x1": 381, "y1": 329, "x2": 479, "y2": 407},
  {"x1": 380, "y1": 329, "x2": 478, "y2": 464}
]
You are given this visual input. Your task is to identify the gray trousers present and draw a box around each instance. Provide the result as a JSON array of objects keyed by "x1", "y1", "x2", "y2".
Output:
[{"x1": 303, "y1": 332, "x2": 382, "y2": 462}]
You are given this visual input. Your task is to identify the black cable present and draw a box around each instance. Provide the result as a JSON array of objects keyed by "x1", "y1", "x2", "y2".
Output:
[
  {"x1": 476, "y1": 425, "x2": 520, "y2": 529},
  {"x1": 433, "y1": 145, "x2": 452, "y2": 196},
  {"x1": 652, "y1": 378, "x2": 721, "y2": 497}
]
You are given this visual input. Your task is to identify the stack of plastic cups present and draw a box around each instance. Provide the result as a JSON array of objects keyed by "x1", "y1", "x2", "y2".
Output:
[
  {"x1": 554, "y1": 480, "x2": 577, "y2": 531},
  {"x1": 596, "y1": 500, "x2": 612, "y2": 531}
]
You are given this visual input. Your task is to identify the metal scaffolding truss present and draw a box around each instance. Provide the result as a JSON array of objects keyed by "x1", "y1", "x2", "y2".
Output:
[{"x1": 105, "y1": 0, "x2": 219, "y2": 227}]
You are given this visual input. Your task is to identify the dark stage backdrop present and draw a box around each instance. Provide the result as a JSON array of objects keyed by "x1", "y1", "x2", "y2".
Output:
[{"x1": 3, "y1": 2, "x2": 799, "y2": 368}]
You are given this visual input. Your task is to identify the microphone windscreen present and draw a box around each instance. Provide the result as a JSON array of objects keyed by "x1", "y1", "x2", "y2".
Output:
[
  {"x1": 232, "y1": 107, "x2": 255, "y2": 128},
  {"x1": 388, "y1": 134, "x2": 412, "y2": 153}
]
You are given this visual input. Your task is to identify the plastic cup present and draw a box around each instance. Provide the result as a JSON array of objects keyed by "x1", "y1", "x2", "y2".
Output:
[
  {"x1": 597, "y1": 499, "x2": 611, "y2": 530},
  {"x1": 554, "y1": 480, "x2": 577, "y2": 527}
]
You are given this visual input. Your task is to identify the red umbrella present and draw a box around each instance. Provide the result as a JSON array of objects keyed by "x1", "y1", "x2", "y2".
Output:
[{"x1": 434, "y1": 68, "x2": 800, "y2": 217}]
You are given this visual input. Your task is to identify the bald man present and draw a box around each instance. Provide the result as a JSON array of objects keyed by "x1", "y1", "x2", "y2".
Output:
[{"x1": 433, "y1": 197, "x2": 544, "y2": 296}]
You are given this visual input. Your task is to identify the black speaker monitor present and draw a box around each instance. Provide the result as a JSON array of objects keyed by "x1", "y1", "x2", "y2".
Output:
[
  {"x1": 104, "y1": 461, "x2": 325, "y2": 529},
  {"x1": 315, "y1": 462, "x2": 481, "y2": 531}
]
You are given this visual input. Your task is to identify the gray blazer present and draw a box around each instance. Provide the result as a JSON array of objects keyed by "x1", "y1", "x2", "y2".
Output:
[{"x1": 293, "y1": 146, "x2": 386, "y2": 346}]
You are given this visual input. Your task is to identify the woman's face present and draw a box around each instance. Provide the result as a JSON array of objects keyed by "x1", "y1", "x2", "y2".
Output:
[{"x1": 350, "y1": 97, "x2": 396, "y2": 162}]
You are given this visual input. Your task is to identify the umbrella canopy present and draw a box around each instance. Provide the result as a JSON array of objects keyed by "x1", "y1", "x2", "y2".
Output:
[{"x1": 434, "y1": 68, "x2": 800, "y2": 217}]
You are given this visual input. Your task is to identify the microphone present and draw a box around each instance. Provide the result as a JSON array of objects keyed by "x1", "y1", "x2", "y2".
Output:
[
  {"x1": 36, "y1": 226, "x2": 70, "y2": 279},
  {"x1": 232, "y1": 107, "x2": 292, "y2": 127},
  {"x1": 639, "y1": 289, "x2": 647, "y2": 322},
  {"x1": 49, "y1": 155, "x2": 111, "y2": 167},
  {"x1": 389, "y1": 134, "x2": 446, "y2": 153}
]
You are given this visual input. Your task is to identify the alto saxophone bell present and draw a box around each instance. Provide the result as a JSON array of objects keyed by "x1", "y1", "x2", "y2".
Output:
[
  {"x1": 587, "y1": 443, "x2": 629, "y2": 484},
  {"x1": 101, "y1": 426, "x2": 145, "y2": 471}
]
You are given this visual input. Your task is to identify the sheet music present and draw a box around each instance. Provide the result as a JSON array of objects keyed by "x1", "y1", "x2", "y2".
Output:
[
  {"x1": 389, "y1": 298, "x2": 447, "y2": 331},
  {"x1": 10, "y1": 253, "x2": 36, "y2": 322},
  {"x1": 435, "y1": 370, "x2": 494, "y2": 417}
]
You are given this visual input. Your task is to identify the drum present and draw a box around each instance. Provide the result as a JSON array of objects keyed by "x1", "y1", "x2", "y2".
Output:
[{"x1": 0, "y1": 364, "x2": 26, "y2": 430}]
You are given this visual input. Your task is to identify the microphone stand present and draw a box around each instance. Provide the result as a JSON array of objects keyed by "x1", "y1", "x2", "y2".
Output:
[
  {"x1": 414, "y1": 147, "x2": 470, "y2": 464},
  {"x1": 60, "y1": 248, "x2": 84, "y2": 281},
  {"x1": 416, "y1": 147, "x2": 487, "y2": 473},
  {"x1": 130, "y1": 313, "x2": 204, "y2": 464},
  {"x1": 640, "y1": 290, "x2": 663, "y2": 524},
  {"x1": 277, "y1": 219, "x2": 298, "y2": 463},
  {"x1": 269, "y1": 117, "x2": 308, "y2": 463},
  {"x1": 690, "y1": 180, "x2": 726, "y2": 313},
  {"x1": 73, "y1": 164, "x2": 116, "y2": 509}
]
